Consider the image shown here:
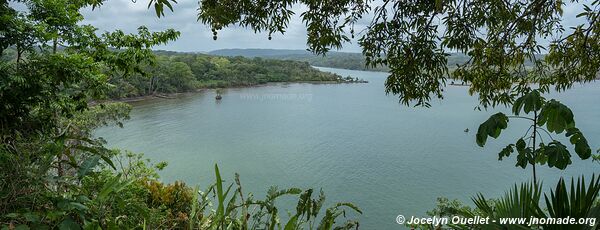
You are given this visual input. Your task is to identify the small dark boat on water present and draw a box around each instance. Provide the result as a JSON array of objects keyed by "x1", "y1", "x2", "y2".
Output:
[{"x1": 215, "y1": 88, "x2": 223, "y2": 100}]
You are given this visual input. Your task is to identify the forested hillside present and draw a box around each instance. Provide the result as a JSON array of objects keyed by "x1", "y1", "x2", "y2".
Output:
[
  {"x1": 209, "y1": 49, "x2": 477, "y2": 72},
  {"x1": 209, "y1": 49, "x2": 388, "y2": 71},
  {"x1": 108, "y1": 52, "x2": 343, "y2": 98},
  {"x1": 2, "y1": 48, "x2": 342, "y2": 99}
]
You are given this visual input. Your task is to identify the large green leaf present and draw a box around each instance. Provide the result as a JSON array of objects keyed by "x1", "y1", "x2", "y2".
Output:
[
  {"x1": 214, "y1": 164, "x2": 225, "y2": 219},
  {"x1": 515, "y1": 138, "x2": 530, "y2": 168},
  {"x1": 544, "y1": 175, "x2": 600, "y2": 230},
  {"x1": 512, "y1": 90, "x2": 545, "y2": 115},
  {"x1": 516, "y1": 149, "x2": 529, "y2": 169},
  {"x1": 148, "y1": 0, "x2": 177, "y2": 18},
  {"x1": 14, "y1": 225, "x2": 30, "y2": 230},
  {"x1": 59, "y1": 217, "x2": 80, "y2": 230},
  {"x1": 544, "y1": 141, "x2": 572, "y2": 170},
  {"x1": 77, "y1": 155, "x2": 100, "y2": 178},
  {"x1": 476, "y1": 112, "x2": 509, "y2": 147},
  {"x1": 97, "y1": 174, "x2": 132, "y2": 202},
  {"x1": 566, "y1": 127, "x2": 592, "y2": 159},
  {"x1": 284, "y1": 215, "x2": 299, "y2": 230},
  {"x1": 212, "y1": 164, "x2": 234, "y2": 229},
  {"x1": 534, "y1": 145, "x2": 548, "y2": 165},
  {"x1": 498, "y1": 144, "x2": 515, "y2": 160},
  {"x1": 537, "y1": 99, "x2": 575, "y2": 134}
]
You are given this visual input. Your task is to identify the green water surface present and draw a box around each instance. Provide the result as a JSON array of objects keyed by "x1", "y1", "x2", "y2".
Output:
[{"x1": 96, "y1": 67, "x2": 600, "y2": 229}]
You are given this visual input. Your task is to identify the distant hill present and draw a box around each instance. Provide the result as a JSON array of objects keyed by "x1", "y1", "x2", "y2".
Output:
[
  {"x1": 209, "y1": 49, "x2": 389, "y2": 71},
  {"x1": 208, "y1": 49, "x2": 478, "y2": 72},
  {"x1": 209, "y1": 49, "x2": 311, "y2": 57}
]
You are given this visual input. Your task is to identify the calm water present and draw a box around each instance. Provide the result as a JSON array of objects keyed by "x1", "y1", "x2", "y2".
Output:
[{"x1": 96, "y1": 67, "x2": 599, "y2": 229}]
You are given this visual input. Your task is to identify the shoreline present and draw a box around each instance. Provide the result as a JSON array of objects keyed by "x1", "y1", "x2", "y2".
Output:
[
  {"x1": 92, "y1": 80, "x2": 366, "y2": 105},
  {"x1": 90, "y1": 90, "x2": 205, "y2": 105}
]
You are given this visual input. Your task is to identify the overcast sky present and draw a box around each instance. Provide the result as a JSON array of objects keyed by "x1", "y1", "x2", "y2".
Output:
[
  {"x1": 80, "y1": 0, "x2": 590, "y2": 53},
  {"x1": 81, "y1": 0, "x2": 367, "y2": 53}
]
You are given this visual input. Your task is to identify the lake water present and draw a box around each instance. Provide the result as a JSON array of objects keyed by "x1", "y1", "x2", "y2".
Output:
[{"x1": 96, "y1": 67, "x2": 599, "y2": 229}]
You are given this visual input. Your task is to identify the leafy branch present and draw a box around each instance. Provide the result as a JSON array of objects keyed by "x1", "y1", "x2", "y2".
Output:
[{"x1": 476, "y1": 89, "x2": 592, "y2": 183}]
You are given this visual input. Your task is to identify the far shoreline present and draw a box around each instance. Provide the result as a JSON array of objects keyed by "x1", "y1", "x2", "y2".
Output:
[
  {"x1": 91, "y1": 71, "x2": 479, "y2": 106},
  {"x1": 91, "y1": 80, "x2": 366, "y2": 105}
]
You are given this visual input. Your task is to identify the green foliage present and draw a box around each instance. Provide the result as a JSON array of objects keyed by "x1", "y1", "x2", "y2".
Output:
[
  {"x1": 188, "y1": 165, "x2": 361, "y2": 230},
  {"x1": 0, "y1": 102, "x2": 130, "y2": 229},
  {"x1": 209, "y1": 48, "x2": 391, "y2": 72},
  {"x1": 476, "y1": 113, "x2": 509, "y2": 147},
  {"x1": 143, "y1": 180, "x2": 194, "y2": 227},
  {"x1": 476, "y1": 90, "x2": 593, "y2": 182},
  {"x1": 427, "y1": 197, "x2": 473, "y2": 219},
  {"x1": 106, "y1": 52, "x2": 342, "y2": 98},
  {"x1": 197, "y1": 0, "x2": 367, "y2": 54},
  {"x1": 4, "y1": 144, "x2": 362, "y2": 229},
  {"x1": 544, "y1": 176, "x2": 600, "y2": 228},
  {"x1": 0, "y1": 0, "x2": 178, "y2": 137},
  {"x1": 466, "y1": 175, "x2": 600, "y2": 230},
  {"x1": 0, "y1": 1, "x2": 178, "y2": 226},
  {"x1": 148, "y1": 0, "x2": 177, "y2": 18},
  {"x1": 415, "y1": 176, "x2": 600, "y2": 230},
  {"x1": 409, "y1": 197, "x2": 474, "y2": 230},
  {"x1": 472, "y1": 182, "x2": 545, "y2": 228}
]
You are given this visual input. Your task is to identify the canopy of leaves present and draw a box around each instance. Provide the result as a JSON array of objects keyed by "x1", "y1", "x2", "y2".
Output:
[
  {"x1": 0, "y1": 0, "x2": 177, "y2": 227},
  {"x1": 0, "y1": 0, "x2": 179, "y2": 136}
]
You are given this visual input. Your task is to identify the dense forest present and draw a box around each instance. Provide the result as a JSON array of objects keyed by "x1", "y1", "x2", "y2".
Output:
[
  {"x1": 209, "y1": 49, "x2": 389, "y2": 71},
  {"x1": 2, "y1": 48, "x2": 344, "y2": 99},
  {"x1": 208, "y1": 49, "x2": 552, "y2": 74},
  {"x1": 108, "y1": 52, "x2": 344, "y2": 98}
]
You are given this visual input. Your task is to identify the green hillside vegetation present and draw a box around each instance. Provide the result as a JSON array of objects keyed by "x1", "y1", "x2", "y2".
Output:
[
  {"x1": 108, "y1": 53, "x2": 344, "y2": 98},
  {"x1": 1, "y1": 48, "x2": 344, "y2": 99},
  {"x1": 208, "y1": 49, "x2": 548, "y2": 75},
  {"x1": 278, "y1": 52, "x2": 390, "y2": 72},
  {"x1": 209, "y1": 49, "x2": 389, "y2": 71},
  {"x1": 208, "y1": 49, "x2": 480, "y2": 72}
]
